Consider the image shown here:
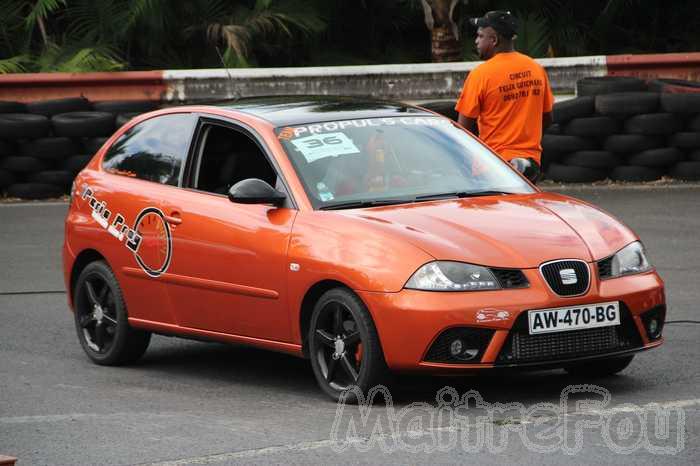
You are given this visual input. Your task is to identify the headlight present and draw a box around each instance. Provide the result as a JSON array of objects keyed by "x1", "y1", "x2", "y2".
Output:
[
  {"x1": 405, "y1": 261, "x2": 501, "y2": 291},
  {"x1": 610, "y1": 241, "x2": 652, "y2": 277}
]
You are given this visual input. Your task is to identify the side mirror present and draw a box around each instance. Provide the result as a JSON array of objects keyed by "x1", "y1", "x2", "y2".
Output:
[{"x1": 228, "y1": 178, "x2": 287, "y2": 206}]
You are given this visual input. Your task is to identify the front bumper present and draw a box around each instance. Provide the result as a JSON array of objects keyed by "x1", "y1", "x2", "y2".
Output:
[{"x1": 358, "y1": 269, "x2": 665, "y2": 372}]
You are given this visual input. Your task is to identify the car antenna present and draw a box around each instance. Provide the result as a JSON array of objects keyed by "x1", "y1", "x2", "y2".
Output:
[{"x1": 215, "y1": 46, "x2": 241, "y2": 103}]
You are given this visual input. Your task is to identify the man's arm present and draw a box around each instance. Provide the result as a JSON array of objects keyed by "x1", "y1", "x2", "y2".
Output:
[
  {"x1": 542, "y1": 112, "x2": 552, "y2": 131},
  {"x1": 458, "y1": 113, "x2": 478, "y2": 136}
]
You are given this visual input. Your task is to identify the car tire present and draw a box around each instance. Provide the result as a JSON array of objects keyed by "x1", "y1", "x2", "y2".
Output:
[
  {"x1": 52, "y1": 112, "x2": 115, "y2": 138},
  {"x1": 659, "y1": 93, "x2": 700, "y2": 114},
  {"x1": 74, "y1": 261, "x2": 151, "y2": 365},
  {"x1": 63, "y1": 154, "x2": 92, "y2": 174},
  {"x1": 82, "y1": 137, "x2": 110, "y2": 155},
  {"x1": 546, "y1": 163, "x2": 608, "y2": 183},
  {"x1": 542, "y1": 134, "x2": 596, "y2": 154},
  {"x1": 565, "y1": 355, "x2": 634, "y2": 376},
  {"x1": 308, "y1": 287, "x2": 390, "y2": 402},
  {"x1": 26, "y1": 97, "x2": 92, "y2": 117},
  {"x1": 0, "y1": 139, "x2": 15, "y2": 157},
  {"x1": 6, "y1": 182, "x2": 64, "y2": 200},
  {"x1": 603, "y1": 134, "x2": 664, "y2": 153},
  {"x1": 595, "y1": 92, "x2": 659, "y2": 116},
  {"x1": 0, "y1": 169, "x2": 15, "y2": 188},
  {"x1": 686, "y1": 115, "x2": 700, "y2": 132},
  {"x1": 91, "y1": 100, "x2": 158, "y2": 114},
  {"x1": 20, "y1": 137, "x2": 77, "y2": 162},
  {"x1": 624, "y1": 113, "x2": 679, "y2": 135},
  {"x1": 610, "y1": 165, "x2": 664, "y2": 182},
  {"x1": 28, "y1": 170, "x2": 74, "y2": 188},
  {"x1": 576, "y1": 76, "x2": 646, "y2": 97},
  {"x1": 565, "y1": 116, "x2": 619, "y2": 138},
  {"x1": 688, "y1": 150, "x2": 700, "y2": 162},
  {"x1": 1, "y1": 156, "x2": 47, "y2": 174},
  {"x1": 626, "y1": 147, "x2": 683, "y2": 168},
  {"x1": 669, "y1": 161, "x2": 700, "y2": 181},
  {"x1": 552, "y1": 96, "x2": 594, "y2": 124},
  {"x1": 648, "y1": 78, "x2": 700, "y2": 94},
  {"x1": 563, "y1": 150, "x2": 620, "y2": 170},
  {"x1": 0, "y1": 113, "x2": 51, "y2": 139},
  {"x1": 0, "y1": 101, "x2": 26, "y2": 113},
  {"x1": 669, "y1": 132, "x2": 700, "y2": 149}
]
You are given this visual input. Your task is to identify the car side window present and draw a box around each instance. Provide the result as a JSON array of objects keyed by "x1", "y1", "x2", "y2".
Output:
[
  {"x1": 102, "y1": 113, "x2": 197, "y2": 186},
  {"x1": 194, "y1": 124, "x2": 278, "y2": 194}
]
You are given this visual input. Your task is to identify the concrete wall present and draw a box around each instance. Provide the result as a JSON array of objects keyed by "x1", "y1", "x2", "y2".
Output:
[{"x1": 0, "y1": 53, "x2": 697, "y2": 104}]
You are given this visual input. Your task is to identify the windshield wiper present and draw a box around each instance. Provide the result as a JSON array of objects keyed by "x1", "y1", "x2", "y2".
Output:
[
  {"x1": 414, "y1": 190, "x2": 514, "y2": 202},
  {"x1": 319, "y1": 198, "x2": 411, "y2": 210}
]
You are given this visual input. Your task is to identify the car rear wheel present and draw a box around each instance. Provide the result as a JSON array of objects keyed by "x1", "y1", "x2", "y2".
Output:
[
  {"x1": 308, "y1": 288, "x2": 389, "y2": 402},
  {"x1": 564, "y1": 355, "x2": 634, "y2": 377},
  {"x1": 73, "y1": 261, "x2": 151, "y2": 365}
]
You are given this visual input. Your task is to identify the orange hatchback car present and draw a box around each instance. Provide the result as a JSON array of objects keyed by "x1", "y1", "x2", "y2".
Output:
[{"x1": 63, "y1": 97, "x2": 665, "y2": 400}]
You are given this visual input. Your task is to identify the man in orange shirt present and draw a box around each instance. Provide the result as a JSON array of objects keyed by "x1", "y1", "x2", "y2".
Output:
[{"x1": 455, "y1": 10, "x2": 553, "y2": 182}]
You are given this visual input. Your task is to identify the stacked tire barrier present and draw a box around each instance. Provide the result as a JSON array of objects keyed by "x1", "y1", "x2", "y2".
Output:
[
  {"x1": 543, "y1": 77, "x2": 700, "y2": 182},
  {"x1": 0, "y1": 98, "x2": 157, "y2": 199}
]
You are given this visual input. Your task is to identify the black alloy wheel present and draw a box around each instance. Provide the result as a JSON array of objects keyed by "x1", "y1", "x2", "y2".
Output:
[
  {"x1": 74, "y1": 261, "x2": 150, "y2": 365},
  {"x1": 309, "y1": 288, "x2": 389, "y2": 402}
]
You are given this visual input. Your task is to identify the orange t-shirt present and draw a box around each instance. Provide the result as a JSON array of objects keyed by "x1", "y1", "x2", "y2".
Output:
[{"x1": 455, "y1": 51, "x2": 554, "y2": 163}]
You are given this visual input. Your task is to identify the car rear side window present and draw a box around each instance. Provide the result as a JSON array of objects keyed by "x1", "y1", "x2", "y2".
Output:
[{"x1": 102, "y1": 113, "x2": 196, "y2": 186}]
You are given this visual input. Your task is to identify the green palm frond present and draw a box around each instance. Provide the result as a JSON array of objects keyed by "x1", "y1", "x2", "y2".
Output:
[
  {"x1": 207, "y1": 0, "x2": 326, "y2": 65},
  {"x1": 25, "y1": 0, "x2": 66, "y2": 29},
  {"x1": 65, "y1": 0, "x2": 130, "y2": 42},
  {"x1": 36, "y1": 42, "x2": 125, "y2": 72},
  {"x1": 0, "y1": 54, "x2": 29, "y2": 73},
  {"x1": 515, "y1": 13, "x2": 550, "y2": 58}
]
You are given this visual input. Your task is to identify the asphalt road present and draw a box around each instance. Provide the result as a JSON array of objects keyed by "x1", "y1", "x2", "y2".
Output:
[{"x1": 0, "y1": 185, "x2": 698, "y2": 465}]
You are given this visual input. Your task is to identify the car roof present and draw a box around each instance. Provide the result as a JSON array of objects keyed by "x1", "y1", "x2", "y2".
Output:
[{"x1": 215, "y1": 95, "x2": 435, "y2": 127}]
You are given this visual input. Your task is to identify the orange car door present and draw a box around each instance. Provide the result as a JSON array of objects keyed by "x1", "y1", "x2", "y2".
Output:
[
  {"x1": 161, "y1": 120, "x2": 297, "y2": 342},
  {"x1": 94, "y1": 112, "x2": 198, "y2": 325}
]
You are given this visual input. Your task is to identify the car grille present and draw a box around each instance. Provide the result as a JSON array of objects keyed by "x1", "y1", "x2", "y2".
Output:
[
  {"x1": 597, "y1": 257, "x2": 613, "y2": 279},
  {"x1": 424, "y1": 327, "x2": 495, "y2": 364},
  {"x1": 540, "y1": 260, "x2": 590, "y2": 296},
  {"x1": 491, "y1": 268, "x2": 529, "y2": 289},
  {"x1": 497, "y1": 304, "x2": 642, "y2": 364}
]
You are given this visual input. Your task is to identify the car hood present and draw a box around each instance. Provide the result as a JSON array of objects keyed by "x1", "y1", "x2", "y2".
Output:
[{"x1": 340, "y1": 192, "x2": 637, "y2": 269}]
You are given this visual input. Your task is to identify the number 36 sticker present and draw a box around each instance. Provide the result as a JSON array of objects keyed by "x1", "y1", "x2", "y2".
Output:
[{"x1": 291, "y1": 132, "x2": 360, "y2": 163}]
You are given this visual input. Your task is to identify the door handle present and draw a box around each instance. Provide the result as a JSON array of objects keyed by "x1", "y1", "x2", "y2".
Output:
[{"x1": 164, "y1": 212, "x2": 182, "y2": 226}]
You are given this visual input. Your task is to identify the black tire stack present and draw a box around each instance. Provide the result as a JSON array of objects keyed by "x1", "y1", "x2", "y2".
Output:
[
  {"x1": 0, "y1": 98, "x2": 158, "y2": 200},
  {"x1": 543, "y1": 77, "x2": 700, "y2": 182}
]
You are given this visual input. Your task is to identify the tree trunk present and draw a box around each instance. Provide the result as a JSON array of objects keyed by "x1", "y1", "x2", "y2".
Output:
[
  {"x1": 431, "y1": 26, "x2": 461, "y2": 62},
  {"x1": 421, "y1": 0, "x2": 461, "y2": 62}
]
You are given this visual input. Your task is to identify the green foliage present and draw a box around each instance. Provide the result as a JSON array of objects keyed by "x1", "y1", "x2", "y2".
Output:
[{"x1": 0, "y1": 0, "x2": 696, "y2": 73}]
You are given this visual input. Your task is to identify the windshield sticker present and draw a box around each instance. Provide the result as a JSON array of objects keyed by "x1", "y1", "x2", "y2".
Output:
[
  {"x1": 287, "y1": 117, "x2": 450, "y2": 139},
  {"x1": 291, "y1": 132, "x2": 360, "y2": 163},
  {"x1": 80, "y1": 184, "x2": 172, "y2": 278}
]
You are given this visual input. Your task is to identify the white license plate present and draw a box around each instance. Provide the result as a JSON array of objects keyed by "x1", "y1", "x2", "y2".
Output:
[{"x1": 528, "y1": 301, "x2": 620, "y2": 335}]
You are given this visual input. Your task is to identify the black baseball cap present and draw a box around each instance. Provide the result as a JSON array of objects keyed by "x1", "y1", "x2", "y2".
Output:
[{"x1": 470, "y1": 10, "x2": 518, "y2": 39}]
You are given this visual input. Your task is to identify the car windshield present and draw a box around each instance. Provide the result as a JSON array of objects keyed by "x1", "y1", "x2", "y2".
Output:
[{"x1": 275, "y1": 116, "x2": 535, "y2": 209}]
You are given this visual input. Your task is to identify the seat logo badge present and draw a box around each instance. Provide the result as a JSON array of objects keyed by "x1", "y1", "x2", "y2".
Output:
[{"x1": 560, "y1": 268, "x2": 578, "y2": 285}]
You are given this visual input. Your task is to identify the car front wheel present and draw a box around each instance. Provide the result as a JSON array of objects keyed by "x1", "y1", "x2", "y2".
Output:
[
  {"x1": 73, "y1": 260, "x2": 151, "y2": 365},
  {"x1": 308, "y1": 288, "x2": 389, "y2": 402}
]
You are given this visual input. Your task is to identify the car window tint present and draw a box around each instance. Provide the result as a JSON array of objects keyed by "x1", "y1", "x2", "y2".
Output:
[
  {"x1": 102, "y1": 113, "x2": 196, "y2": 186},
  {"x1": 195, "y1": 125, "x2": 277, "y2": 194}
]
